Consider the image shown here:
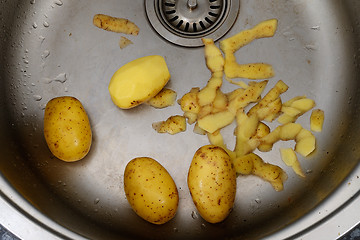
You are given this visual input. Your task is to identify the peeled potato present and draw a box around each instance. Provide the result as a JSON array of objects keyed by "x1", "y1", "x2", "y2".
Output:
[{"x1": 109, "y1": 55, "x2": 170, "y2": 109}]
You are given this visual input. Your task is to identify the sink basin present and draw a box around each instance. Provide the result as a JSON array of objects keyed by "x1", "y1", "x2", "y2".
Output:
[{"x1": 0, "y1": 0, "x2": 359, "y2": 239}]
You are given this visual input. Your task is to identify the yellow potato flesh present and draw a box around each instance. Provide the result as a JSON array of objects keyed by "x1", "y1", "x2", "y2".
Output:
[
  {"x1": 295, "y1": 136, "x2": 316, "y2": 157},
  {"x1": 224, "y1": 61, "x2": 275, "y2": 80},
  {"x1": 251, "y1": 153, "x2": 287, "y2": 191},
  {"x1": 197, "y1": 110, "x2": 235, "y2": 134},
  {"x1": 44, "y1": 96, "x2": 92, "y2": 162},
  {"x1": 252, "y1": 122, "x2": 270, "y2": 139},
  {"x1": 233, "y1": 154, "x2": 254, "y2": 175},
  {"x1": 109, "y1": 55, "x2": 170, "y2": 109},
  {"x1": 188, "y1": 145, "x2": 236, "y2": 223},
  {"x1": 147, "y1": 88, "x2": 177, "y2": 109},
  {"x1": 124, "y1": 157, "x2": 179, "y2": 225},
  {"x1": 220, "y1": 19, "x2": 278, "y2": 79},
  {"x1": 310, "y1": 109, "x2": 325, "y2": 132},
  {"x1": 202, "y1": 38, "x2": 225, "y2": 73},
  {"x1": 178, "y1": 87, "x2": 200, "y2": 114},
  {"x1": 279, "y1": 123, "x2": 302, "y2": 141},
  {"x1": 248, "y1": 80, "x2": 288, "y2": 117},
  {"x1": 280, "y1": 148, "x2": 305, "y2": 177},
  {"x1": 197, "y1": 73, "x2": 223, "y2": 107},
  {"x1": 228, "y1": 80, "x2": 268, "y2": 114},
  {"x1": 212, "y1": 90, "x2": 228, "y2": 112},
  {"x1": 220, "y1": 19, "x2": 278, "y2": 53},
  {"x1": 152, "y1": 115, "x2": 186, "y2": 135},
  {"x1": 207, "y1": 131, "x2": 236, "y2": 159}
]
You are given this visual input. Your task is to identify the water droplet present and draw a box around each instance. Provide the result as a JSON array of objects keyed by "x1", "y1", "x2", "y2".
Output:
[
  {"x1": 39, "y1": 35, "x2": 45, "y2": 44},
  {"x1": 201, "y1": 223, "x2": 206, "y2": 229},
  {"x1": 41, "y1": 50, "x2": 50, "y2": 59},
  {"x1": 191, "y1": 211, "x2": 198, "y2": 219},
  {"x1": 282, "y1": 31, "x2": 293, "y2": 37},
  {"x1": 173, "y1": 227, "x2": 179, "y2": 233},
  {"x1": 255, "y1": 198, "x2": 261, "y2": 204},
  {"x1": 39, "y1": 103, "x2": 46, "y2": 110},
  {"x1": 94, "y1": 198, "x2": 100, "y2": 204},
  {"x1": 33, "y1": 95, "x2": 42, "y2": 101},
  {"x1": 43, "y1": 77, "x2": 52, "y2": 84},
  {"x1": 43, "y1": 73, "x2": 67, "y2": 84},
  {"x1": 58, "y1": 180, "x2": 62, "y2": 184},
  {"x1": 54, "y1": 73, "x2": 67, "y2": 83},
  {"x1": 310, "y1": 25, "x2": 320, "y2": 30},
  {"x1": 43, "y1": 21, "x2": 49, "y2": 27},
  {"x1": 30, "y1": 0, "x2": 35, "y2": 4},
  {"x1": 306, "y1": 169, "x2": 313, "y2": 174},
  {"x1": 305, "y1": 44, "x2": 317, "y2": 51},
  {"x1": 54, "y1": 0, "x2": 63, "y2": 6},
  {"x1": 32, "y1": 22, "x2": 38, "y2": 29},
  {"x1": 24, "y1": 59, "x2": 29, "y2": 64}
]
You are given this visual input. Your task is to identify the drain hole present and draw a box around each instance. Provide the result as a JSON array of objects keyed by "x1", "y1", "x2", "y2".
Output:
[
  {"x1": 165, "y1": 9, "x2": 176, "y2": 14},
  {"x1": 208, "y1": 12, "x2": 218, "y2": 17},
  {"x1": 176, "y1": 20, "x2": 184, "y2": 28},
  {"x1": 210, "y1": 5, "x2": 221, "y2": 9},
  {"x1": 193, "y1": 23, "x2": 197, "y2": 32},
  {"x1": 169, "y1": 16, "x2": 179, "y2": 22},
  {"x1": 164, "y1": 2, "x2": 175, "y2": 7},
  {"x1": 184, "y1": 22, "x2": 189, "y2": 31},
  {"x1": 147, "y1": 0, "x2": 240, "y2": 46},
  {"x1": 205, "y1": 17, "x2": 213, "y2": 24}
]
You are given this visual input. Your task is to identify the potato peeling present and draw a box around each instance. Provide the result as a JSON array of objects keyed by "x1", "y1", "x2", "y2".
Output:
[
  {"x1": 151, "y1": 19, "x2": 325, "y2": 194},
  {"x1": 119, "y1": 36, "x2": 133, "y2": 49},
  {"x1": 220, "y1": 19, "x2": 278, "y2": 79},
  {"x1": 93, "y1": 14, "x2": 139, "y2": 35},
  {"x1": 147, "y1": 88, "x2": 177, "y2": 109},
  {"x1": 152, "y1": 115, "x2": 186, "y2": 135},
  {"x1": 310, "y1": 109, "x2": 325, "y2": 132}
]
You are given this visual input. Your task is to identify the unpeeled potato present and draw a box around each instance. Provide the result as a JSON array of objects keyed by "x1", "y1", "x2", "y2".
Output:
[
  {"x1": 188, "y1": 145, "x2": 236, "y2": 223},
  {"x1": 124, "y1": 157, "x2": 179, "y2": 225},
  {"x1": 44, "y1": 96, "x2": 92, "y2": 162}
]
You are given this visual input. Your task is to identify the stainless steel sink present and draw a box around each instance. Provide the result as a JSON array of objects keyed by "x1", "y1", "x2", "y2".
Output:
[{"x1": 1, "y1": 0, "x2": 360, "y2": 239}]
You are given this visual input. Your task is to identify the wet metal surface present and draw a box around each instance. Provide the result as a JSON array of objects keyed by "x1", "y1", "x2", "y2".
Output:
[{"x1": 0, "y1": 0, "x2": 360, "y2": 239}]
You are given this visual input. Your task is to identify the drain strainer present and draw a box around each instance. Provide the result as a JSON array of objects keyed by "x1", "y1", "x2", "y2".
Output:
[{"x1": 145, "y1": 0, "x2": 240, "y2": 47}]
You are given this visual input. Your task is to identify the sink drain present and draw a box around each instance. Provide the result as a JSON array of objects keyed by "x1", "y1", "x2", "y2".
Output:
[{"x1": 145, "y1": 0, "x2": 240, "y2": 47}]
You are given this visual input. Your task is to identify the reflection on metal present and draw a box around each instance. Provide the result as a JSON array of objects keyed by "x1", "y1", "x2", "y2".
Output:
[{"x1": 145, "y1": 0, "x2": 240, "y2": 47}]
